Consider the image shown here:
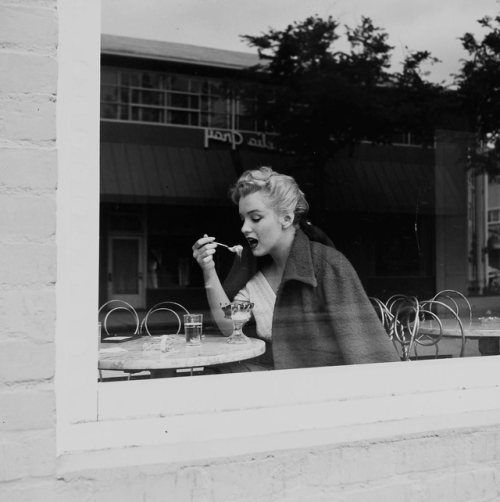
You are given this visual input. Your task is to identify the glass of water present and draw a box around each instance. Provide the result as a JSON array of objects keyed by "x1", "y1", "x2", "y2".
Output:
[{"x1": 184, "y1": 314, "x2": 203, "y2": 346}]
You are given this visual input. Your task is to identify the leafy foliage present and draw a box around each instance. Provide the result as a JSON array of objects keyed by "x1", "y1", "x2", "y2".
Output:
[{"x1": 240, "y1": 15, "x2": 448, "y2": 167}]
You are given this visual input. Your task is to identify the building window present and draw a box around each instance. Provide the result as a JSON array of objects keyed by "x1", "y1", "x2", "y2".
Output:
[
  {"x1": 100, "y1": 67, "x2": 276, "y2": 133},
  {"x1": 468, "y1": 171, "x2": 500, "y2": 296},
  {"x1": 100, "y1": 67, "x2": 232, "y2": 129}
]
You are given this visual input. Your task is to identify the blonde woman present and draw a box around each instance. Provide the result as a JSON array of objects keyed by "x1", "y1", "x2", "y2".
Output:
[{"x1": 193, "y1": 167, "x2": 400, "y2": 371}]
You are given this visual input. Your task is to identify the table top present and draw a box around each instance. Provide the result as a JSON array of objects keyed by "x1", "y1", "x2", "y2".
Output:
[
  {"x1": 99, "y1": 334, "x2": 266, "y2": 371},
  {"x1": 419, "y1": 318, "x2": 500, "y2": 339}
]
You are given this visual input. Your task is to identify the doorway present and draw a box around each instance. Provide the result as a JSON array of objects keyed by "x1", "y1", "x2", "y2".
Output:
[{"x1": 107, "y1": 236, "x2": 145, "y2": 308}]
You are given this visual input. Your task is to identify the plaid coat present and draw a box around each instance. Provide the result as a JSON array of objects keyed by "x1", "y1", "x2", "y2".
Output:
[{"x1": 223, "y1": 229, "x2": 400, "y2": 370}]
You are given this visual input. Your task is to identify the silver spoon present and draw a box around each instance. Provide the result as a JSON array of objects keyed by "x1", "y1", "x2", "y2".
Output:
[{"x1": 214, "y1": 242, "x2": 243, "y2": 257}]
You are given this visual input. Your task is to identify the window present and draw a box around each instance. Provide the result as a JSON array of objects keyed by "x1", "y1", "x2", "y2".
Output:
[
  {"x1": 469, "y1": 171, "x2": 500, "y2": 295},
  {"x1": 235, "y1": 84, "x2": 277, "y2": 133},
  {"x1": 100, "y1": 67, "x2": 278, "y2": 133},
  {"x1": 56, "y1": 0, "x2": 500, "y2": 465},
  {"x1": 100, "y1": 67, "x2": 232, "y2": 129},
  {"x1": 488, "y1": 209, "x2": 500, "y2": 223}
]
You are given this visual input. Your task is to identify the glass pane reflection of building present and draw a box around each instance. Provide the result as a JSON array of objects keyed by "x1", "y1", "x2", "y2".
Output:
[{"x1": 98, "y1": 35, "x2": 496, "y2": 341}]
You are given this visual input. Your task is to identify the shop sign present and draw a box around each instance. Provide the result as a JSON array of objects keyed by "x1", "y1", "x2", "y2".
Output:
[{"x1": 204, "y1": 128, "x2": 276, "y2": 151}]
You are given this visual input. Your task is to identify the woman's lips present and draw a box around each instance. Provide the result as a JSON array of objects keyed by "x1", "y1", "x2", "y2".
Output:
[{"x1": 247, "y1": 238, "x2": 258, "y2": 249}]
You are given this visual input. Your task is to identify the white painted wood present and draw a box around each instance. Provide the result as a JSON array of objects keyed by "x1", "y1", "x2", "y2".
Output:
[
  {"x1": 55, "y1": 0, "x2": 101, "y2": 431},
  {"x1": 55, "y1": 0, "x2": 500, "y2": 470}
]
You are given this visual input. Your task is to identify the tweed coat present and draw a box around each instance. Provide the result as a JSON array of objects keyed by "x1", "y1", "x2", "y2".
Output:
[{"x1": 223, "y1": 229, "x2": 401, "y2": 370}]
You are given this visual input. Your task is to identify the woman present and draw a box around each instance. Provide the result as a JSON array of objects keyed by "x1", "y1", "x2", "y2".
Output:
[{"x1": 192, "y1": 167, "x2": 400, "y2": 370}]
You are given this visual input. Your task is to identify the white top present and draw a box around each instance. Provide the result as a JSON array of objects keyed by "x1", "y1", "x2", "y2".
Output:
[{"x1": 233, "y1": 271, "x2": 276, "y2": 341}]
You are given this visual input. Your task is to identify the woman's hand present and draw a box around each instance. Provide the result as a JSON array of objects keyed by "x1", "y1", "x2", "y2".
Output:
[{"x1": 192, "y1": 234, "x2": 217, "y2": 271}]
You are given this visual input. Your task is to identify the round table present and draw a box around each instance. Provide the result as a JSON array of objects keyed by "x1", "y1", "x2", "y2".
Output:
[
  {"x1": 418, "y1": 319, "x2": 500, "y2": 356},
  {"x1": 99, "y1": 334, "x2": 266, "y2": 378}
]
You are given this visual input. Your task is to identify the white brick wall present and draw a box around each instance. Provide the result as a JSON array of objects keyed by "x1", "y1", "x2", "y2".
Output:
[
  {"x1": 0, "y1": 1, "x2": 499, "y2": 501},
  {"x1": 55, "y1": 429, "x2": 500, "y2": 501},
  {"x1": 0, "y1": 0, "x2": 58, "y2": 497}
]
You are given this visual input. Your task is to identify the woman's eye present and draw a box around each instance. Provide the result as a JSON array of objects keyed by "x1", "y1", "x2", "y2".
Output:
[{"x1": 252, "y1": 217, "x2": 261, "y2": 223}]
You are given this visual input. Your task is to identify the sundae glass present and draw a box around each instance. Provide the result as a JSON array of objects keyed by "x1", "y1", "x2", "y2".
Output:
[{"x1": 220, "y1": 300, "x2": 254, "y2": 344}]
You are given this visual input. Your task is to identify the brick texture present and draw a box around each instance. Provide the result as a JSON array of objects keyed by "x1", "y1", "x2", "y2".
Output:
[
  {"x1": 0, "y1": 99, "x2": 56, "y2": 141},
  {"x1": 0, "y1": 148, "x2": 57, "y2": 190},
  {"x1": 0, "y1": 290, "x2": 55, "y2": 342},
  {"x1": 0, "y1": 195, "x2": 56, "y2": 241},
  {"x1": 0, "y1": 339, "x2": 55, "y2": 384},
  {"x1": 0, "y1": 3, "x2": 58, "y2": 496},
  {"x1": 0, "y1": 53, "x2": 57, "y2": 94},
  {"x1": 0, "y1": 4, "x2": 57, "y2": 46}
]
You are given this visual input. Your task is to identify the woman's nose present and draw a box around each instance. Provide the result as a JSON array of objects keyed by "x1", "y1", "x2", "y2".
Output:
[{"x1": 241, "y1": 220, "x2": 250, "y2": 234}]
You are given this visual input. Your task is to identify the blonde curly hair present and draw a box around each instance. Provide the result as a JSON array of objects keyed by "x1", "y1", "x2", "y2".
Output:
[{"x1": 229, "y1": 167, "x2": 309, "y2": 228}]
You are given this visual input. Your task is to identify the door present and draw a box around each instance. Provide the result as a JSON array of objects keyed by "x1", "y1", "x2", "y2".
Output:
[{"x1": 108, "y1": 236, "x2": 145, "y2": 308}]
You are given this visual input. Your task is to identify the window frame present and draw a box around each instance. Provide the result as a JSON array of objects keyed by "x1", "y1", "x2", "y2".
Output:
[
  {"x1": 56, "y1": 0, "x2": 500, "y2": 465},
  {"x1": 100, "y1": 66, "x2": 233, "y2": 128}
]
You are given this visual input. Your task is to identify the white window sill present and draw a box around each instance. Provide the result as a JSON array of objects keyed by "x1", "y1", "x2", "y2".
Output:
[{"x1": 57, "y1": 356, "x2": 500, "y2": 476}]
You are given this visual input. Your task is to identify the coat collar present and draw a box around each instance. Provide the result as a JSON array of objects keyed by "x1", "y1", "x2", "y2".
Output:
[
  {"x1": 222, "y1": 229, "x2": 318, "y2": 299},
  {"x1": 280, "y1": 229, "x2": 318, "y2": 288}
]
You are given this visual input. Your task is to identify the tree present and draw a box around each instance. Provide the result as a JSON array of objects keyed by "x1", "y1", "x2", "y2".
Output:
[
  {"x1": 455, "y1": 15, "x2": 500, "y2": 176},
  {"x1": 240, "y1": 16, "x2": 448, "y2": 220}
]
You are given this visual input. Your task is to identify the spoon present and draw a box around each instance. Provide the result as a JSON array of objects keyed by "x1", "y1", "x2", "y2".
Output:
[{"x1": 214, "y1": 242, "x2": 244, "y2": 257}]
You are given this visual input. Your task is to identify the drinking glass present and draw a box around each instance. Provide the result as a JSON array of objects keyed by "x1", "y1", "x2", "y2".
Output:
[{"x1": 184, "y1": 314, "x2": 203, "y2": 346}]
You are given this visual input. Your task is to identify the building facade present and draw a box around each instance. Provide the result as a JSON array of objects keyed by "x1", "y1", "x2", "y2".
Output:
[{"x1": 99, "y1": 34, "x2": 441, "y2": 311}]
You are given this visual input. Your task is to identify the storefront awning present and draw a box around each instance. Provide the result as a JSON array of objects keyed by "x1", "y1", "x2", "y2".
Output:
[
  {"x1": 234, "y1": 144, "x2": 437, "y2": 215},
  {"x1": 100, "y1": 143, "x2": 237, "y2": 205},
  {"x1": 325, "y1": 157, "x2": 435, "y2": 215}
]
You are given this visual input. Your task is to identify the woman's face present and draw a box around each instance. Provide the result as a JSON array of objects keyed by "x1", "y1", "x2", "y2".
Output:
[{"x1": 239, "y1": 192, "x2": 287, "y2": 257}]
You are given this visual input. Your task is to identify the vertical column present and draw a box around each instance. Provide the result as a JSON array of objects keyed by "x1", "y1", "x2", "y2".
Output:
[
  {"x1": 55, "y1": 0, "x2": 101, "y2": 429},
  {"x1": 434, "y1": 129, "x2": 472, "y2": 294}
]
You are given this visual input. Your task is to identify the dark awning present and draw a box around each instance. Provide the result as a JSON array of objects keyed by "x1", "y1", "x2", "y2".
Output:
[
  {"x1": 234, "y1": 143, "x2": 437, "y2": 215},
  {"x1": 100, "y1": 143, "x2": 237, "y2": 205},
  {"x1": 100, "y1": 141, "x2": 442, "y2": 215},
  {"x1": 325, "y1": 156, "x2": 435, "y2": 215}
]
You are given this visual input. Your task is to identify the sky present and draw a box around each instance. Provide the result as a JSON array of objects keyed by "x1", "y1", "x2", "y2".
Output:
[{"x1": 101, "y1": 0, "x2": 500, "y2": 85}]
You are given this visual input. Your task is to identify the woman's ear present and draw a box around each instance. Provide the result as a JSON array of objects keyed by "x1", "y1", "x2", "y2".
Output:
[{"x1": 281, "y1": 213, "x2": 294, "y2": 229}]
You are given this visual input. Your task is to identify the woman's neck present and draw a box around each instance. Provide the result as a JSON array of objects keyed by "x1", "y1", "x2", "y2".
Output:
[{"x1": 269, "y1": 228, "x2": 295, "y2": 274}]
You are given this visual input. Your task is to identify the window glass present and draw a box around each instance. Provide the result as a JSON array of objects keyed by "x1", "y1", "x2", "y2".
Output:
[
  {"x1": 119, "y1": 105, "x2": 129, "y2": 120},
  {"x1": 112, "y1": 240, "x2": 140, "y2": 294},
  {"x1": 99, "y1": 63, "x2": 489, "y2": 375},
  {"x1": 209, "y1": 97, "x2": 229, "y2": 114},
  {"x1": 168, "y1": 109, "x2": 196, "y2": 125},
  {"x1": 101, "y1": 85, "x2": 119, "y2": 102},
  {"x1": 201, "y1": 79, "x2": 223, "y2": 95},
  {"x1": 141, "y1": 72, "x2": 162, "y2": 89},
  {"x1": 101, "y1": 68, "x2": 238, "y2": 130},
  {"x1": 168, "y1": 93, "x2": 191, "y2": 109},
  {"x1": 145, "y1": 107, "x2": 164, "y2": 123},
  {"x1": 201, "y1": 112, "x2": 230, "y2": 128},
  {"x1": 170, "y1": 76, "x2": 191, "y2": 92},
  {"x1": 121, "y1": 71, "x2": 139, "y2": 87},
  {"x1": 101, "y1": 67, "x2": 117, "y2": 84},
  {"x1": 488, "y1": 209, "x2": 500, "y2": 223},
  {"x1": 101, "y1": 103, "x2": 118, "y2": 119},
  {"x1": 119, "y1": 87, "x2": 129, "y2": 103}
]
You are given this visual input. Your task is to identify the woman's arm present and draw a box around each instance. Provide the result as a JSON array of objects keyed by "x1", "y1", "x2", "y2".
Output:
[{"x1": 192, "y1": 235, "x2": 233, "y2": 336}]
